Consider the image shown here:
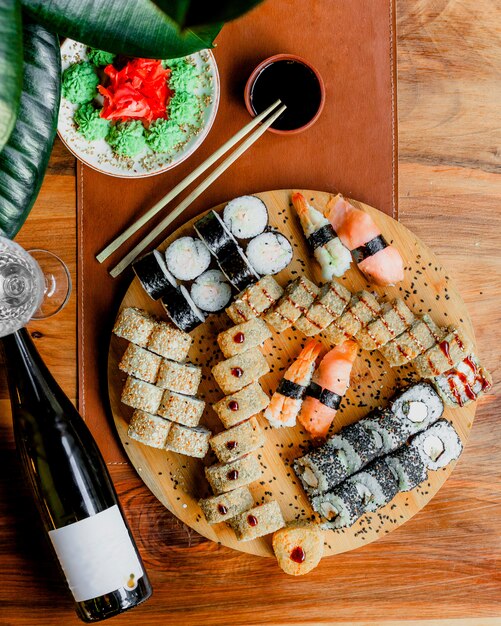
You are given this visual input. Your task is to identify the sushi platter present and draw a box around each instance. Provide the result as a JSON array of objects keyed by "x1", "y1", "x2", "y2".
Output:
[{"x1": 108, "y1": 189, "x2": 485, "y2": 560}]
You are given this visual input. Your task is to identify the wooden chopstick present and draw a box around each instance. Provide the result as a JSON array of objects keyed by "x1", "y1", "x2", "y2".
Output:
[
  {"x1": 109, "y1": 103, "x2": 287, "y2": 278},
  {"x1": 96, "y1": 99, "x2": 283, "y2": 264}
]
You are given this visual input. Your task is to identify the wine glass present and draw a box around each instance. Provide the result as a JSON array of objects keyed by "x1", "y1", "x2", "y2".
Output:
[{"x1": 0, "y1": 236, "x2": 71, "y2": 337}]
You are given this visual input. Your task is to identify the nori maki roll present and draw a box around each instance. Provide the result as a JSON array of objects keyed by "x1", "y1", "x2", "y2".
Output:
[
  {"x1": 133, "y1": 250, "x2": 177, "y2": 300},
  {"x1": 194, "y1": 210, "x2": 236, "y2": 256},
  {"x1": 312, "y1": 481, "x2": 364, "y2": 529},
  {"x1": 386, "y1": 444, "x2": 427, "y2": 491},
  {"x1": 161, "y1": 283, "x2": 206, "y2": 333},
  {"x1": 217, "y1": 241, "x2": 259, "y2": 292}
]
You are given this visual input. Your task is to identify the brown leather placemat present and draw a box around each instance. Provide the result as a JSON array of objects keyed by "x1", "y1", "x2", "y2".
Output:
[{"x1": 77, "y1": 0, "x2": 398, "y2": 464}]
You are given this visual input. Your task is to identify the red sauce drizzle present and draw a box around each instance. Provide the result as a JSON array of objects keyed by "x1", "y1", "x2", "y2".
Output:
[
  {"x1": 228, "y1": 400, "x2": 239, "y2": 411},
  {"x1": 464, "y1": 356, "x2": 477, "y2": 375},
  {"x1": 233, "y1": 332, "x2": 245, "y2": 344},
  {"x1": 247, "y1": 514, "x2": 258, "y2": 527},
  {"x1": 227, "y1": 470, "x2": 239, "y2": 480},
  {"x1": 231, "y1": 367, "x2": 243, "y2": 378},
  {"x1": 447, "y1": 378, "x2": 464, "y2": 406},
  {"x1": 226, "y1": 440, "x2": 237, "y2": 450},
  {"x1": 438, "y1": 340, "x2": 454, "y2": 365},
  {"x1": 261, "y1": 287, "x2": 275, "y2": 304},
  {"x1": 290, "y1": 546, "x2": 306, "y2": 563},
  {"x1": 455, "y1": 333, "x2": 465, "y2": 350},
  {"x1": 217, "y1": 504, "x2": 228, "y2": 515}
]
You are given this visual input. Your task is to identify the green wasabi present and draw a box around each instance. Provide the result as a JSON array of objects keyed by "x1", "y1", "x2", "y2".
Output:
[
  {"x1": 87, "y1": 47, "x2": 116, "y2": 66},
  {"x1": 74, "y1": 103, "x2": 109, "y2": 140},
  {"x1": 168, "y1": 91, "x2": 200, "y2": 126},
  {"x1": 145, "y1": 119, "x2": 186, "y2": 153},
  {"x1": 169, "y1": 61, "x2": 199, "y2": 93},
  {"x1": 62, "y1": 62, "x2": 99, "y2": 104},
  {"x1": 107, "y1": 121, "x2": 147, "y2": 157}
]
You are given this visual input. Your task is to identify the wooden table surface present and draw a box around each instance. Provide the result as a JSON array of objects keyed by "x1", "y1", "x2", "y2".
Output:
[{"x1": 1, "y1": 1, "x2": 500, "y2": 624}]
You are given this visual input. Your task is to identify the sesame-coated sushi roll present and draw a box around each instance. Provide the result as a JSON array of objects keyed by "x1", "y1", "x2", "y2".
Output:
[
  {"x1": 212, "y1": 348, "x2": 270, "y2": 395},
  {"x1": 348, "y1": 458, "x2": 399, "y2": 512},
  {"x1": 265, "y1": 277, "x2": 319, "y2": 333},
  {"x1": 121, "y1": 376, "x2": 163, "y2": 414},
  {"x1": 380, "y1": 315, "x2": 445, "y2": 366},
  {"x1": 246, "y1": 231, "x2": 293, "y2": 276},
  {"x1": 223, "y1": 195, "x2": 268, "y2": 239},
  {"x1": 360, "y1": 408, "x2": 410, "y2": 454},
  {"x1": 323, "y1": 291, "x2": 381, "y2": 345},
  {"x1": 132, "y1": 250, "x2": 176, "y2": 300},
  {"x1": 156, "y1": 359, "x2": 202, "y2": 395},
  {"x1": 293, "y1": 446, "x2": 349, "y2": 496},
  {"x1": 209, "y1": 417, "x2": 265, "y2": 463},
  {"x1": 226, "y1": 275, "x2": 284, "y2": 324},
  {"x1": 272, "y1": 522, "x2": 324, "y2": 576},
  {"x1": 312, "y1": 481, "x2": 364, "y2": 529},
  {"x1": 165, "y1": 423, "x2": 211, "y2": 458},
  {"x1": 161, "y1": 283, "x2": 206, "y2": 333},
  {"x1": 194, "y1": 210, "x2": 236, "y2": 256},
  {"x1": 199, "y1": 487, "x2": 254, "y2": 524},
  {"x1": 157, "y1": 390, "x2": 205, "y2": 427},
  {"x1": 212, "y1": 382, "x2": 270, "y2": 428},
  {"x1": 217, "y1": 318, "x2": 272, "y2": 359},
  {"x1": 127, "y1": 410, "x2": 172, "y2": 449},
  {"x1": 432, "y1": 355, "x2": 492, "y2": 407},
  {"x1": 295, "y1": 280, "x2": 351, "y2": 336},
  {"x1": 165, "y1": 236, "x2": 211, "y2": 281},
  {"x1": 355, "y1": 299, "x2": 415, "y2": 351},
  {"x1": 229, "y1": 501, "x2": 285, "y2": 541},
  {"x1": 190, "y1": 269, "x2": 232, "y2": 313},
  {"x1": 217, "y1": 241, "x2": 260, "y2": 292},
  {"x1": 113, "y1": 307, "x2": 156, "y2": 347},
  {"x1": 147, "y1": 320, "x2": 192, "y2": 362},
  {"x1": 205, "y1": 454, "x2": 262, "y2": 495},
  {"x1": 411, "y1": 419, "x2": 463, "y2": 470},
  {"x1": 119, "y1": 343, "x2": 161, "y2": 384},
  {"x1": 386, "y1": 445, "x2": 427, "y2": 491},
  {"x1": 327, "y1": 421, "x2": 380, "y2": 473},
  {"x1": 413, "y1": 328, "x2": 473, "y2": 378},
  {"x1": 390, "y1": 382, "x2": 444, "y2": 435}
]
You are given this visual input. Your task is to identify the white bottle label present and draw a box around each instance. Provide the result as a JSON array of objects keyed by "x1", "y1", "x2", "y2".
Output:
[{"x1": 48, "y1": 505, "x2": 144, "y2": 602}]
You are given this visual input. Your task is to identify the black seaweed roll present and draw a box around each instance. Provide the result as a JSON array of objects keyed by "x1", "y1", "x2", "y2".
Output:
[
  {"x1": 161, "y1": 284, "x2": 206, "y2": 333},
  {"x1": 217, "y1": 241, "x2": 260, "y2": 292},
  {"x1": 133, "y1": 250, "x2": 176, "y2": 300},
  {"x1": 194, "y1": 210, "x2": 236, "y2": 256}
]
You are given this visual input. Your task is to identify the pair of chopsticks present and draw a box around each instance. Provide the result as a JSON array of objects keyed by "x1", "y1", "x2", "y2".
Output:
[{"x1": 97, "y1": 99, "x2": 287, "y2": 278}]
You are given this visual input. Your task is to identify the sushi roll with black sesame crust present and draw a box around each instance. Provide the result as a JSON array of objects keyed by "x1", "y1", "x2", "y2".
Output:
[
  {"x1": 223, "y1": 196, "x2": 268, "y2": 239},
  {"x1": 327, "y1": 421, "x2": 380, "y2": 473},
  {"x1": 360, "y1": 408, "x2": 411, "y2": 454},
  {"x1": 410, "y1": 419, "x2": 463, "y2": 471},
  {"x1": 194, "y1": 210, "x2": 236, "y2": 256},
  {"x1": 386, "y1": 444, "x2": 428, "y2": 491},
  {"x1": 133, "y1": 250, "x2": 177, "y2": 300},
  {"x1": 161, "y1": 283, "x2": 206, "y2": 333},
  {"x1": 312, "y1": 481, "x2": 364, "y2": 529},
  {"x1": 390, "y1": 382, "x2": 444, "y2": 435},
  {"x1": 293, "y1": 446, "x2": 349, "y2": 496},
  {"x1": 348, "y1": 458, "x2": 399, "y2": 512},
  {"x1": 217, "y1": 241, "x2": 260, "y2": 292}
]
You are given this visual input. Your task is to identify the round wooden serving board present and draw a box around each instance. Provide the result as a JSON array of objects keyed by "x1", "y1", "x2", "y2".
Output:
[{"x1": 108, "y1": 189, "x2": 476, "y2": 558}]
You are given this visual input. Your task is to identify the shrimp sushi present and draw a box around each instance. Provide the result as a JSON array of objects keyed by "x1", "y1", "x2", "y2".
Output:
[
  {"x1": 298, "y1": 340, "x2": 358, "y2": 438},
  {"x1": 324, "y1": 194, "x2": 404, "y2": 286},
  {"x1": 264, "y1": 339, "x2": 323, "y2": 428},
  {"x1": 292, "y1": 192, "x2": 351, "y2": 280}
]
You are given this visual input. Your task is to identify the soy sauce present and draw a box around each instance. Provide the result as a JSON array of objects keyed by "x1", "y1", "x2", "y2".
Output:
[{"x1": 250, "y1": 60, "x2": 322, "y2": 131}]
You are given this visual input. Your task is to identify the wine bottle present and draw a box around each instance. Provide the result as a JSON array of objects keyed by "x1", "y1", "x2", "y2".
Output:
[{"x1": 2, "y1": 328, "x2": 152, "y2": 622}]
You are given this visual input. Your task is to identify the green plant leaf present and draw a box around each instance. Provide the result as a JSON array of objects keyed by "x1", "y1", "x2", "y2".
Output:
[
  {"x1": 0, "y1": 0, "x2": 23, "y2": 153},
  {"x1": 21, "y1": 0, "x2": 222, "y2": 58},
  {"x1": 152, "y1": 0, "x2": 264, "y2": 29},
  {"x1": 0, "y1": 19, "x2": 61, "y2": 239}
]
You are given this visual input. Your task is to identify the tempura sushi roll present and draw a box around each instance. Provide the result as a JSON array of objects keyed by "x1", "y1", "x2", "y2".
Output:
[
  {"x1": 157, "y1": 390, "x2": 205, "y2": 427},
  {"x1": 217, "y1": 241, "x2": 259, "y2": 292},
  {"x1": 194, "y1": 210, "x2": 236, "y2": 256},
  {"x1": 113, "y1": 307, "x2": 156, "y2": 347},
  {"x1": 119, "y1": 343, "x2": 161, "y2": 384},
  {"x1": 295, "y1": 280, "x2": 351, "y2": 336},
  {"x1": 132, "y1": 250, "x2": 176, "y2": 300},
  {"x1": 265, "y1": 277, "x2": 319, "y2": 333},
  {"x1": 228, "y1": 501, "x2": 285, "y2": 541},
  {"x1": 272, "y1": 522, "x2": 324, "y2": 576},
  {"x1": 223, "y1": 195, "x2": 268, "y2": 239},
  {"x1": 165, "y1": 236, "x2": 211, "y2": 281},
  {"x1": 293, "y1": 446, "x2": 349, "y2": 496},
  {"x1": 147, "y1": 320, "x2": 192, "y2": 362},
  {"x1": 205, "y1": 454, "x2": 262, "y2": 494},
  {"x1": 380, "y1": 315, "x2": 445, "y2": 366},
  {"x1": 323, "y1": 291, "x2": 381, "y2": 345},
  {"x1": 190, "y1": 269, "x2": 232, "y2": 313},
  {"x1": 127, "y1": 410, "x2": 172, "y2": 449},
  {"x1": 161, "y1": 283, "x2": 206, "y2": 333},
  {"x1": 390, "y1": 382, "x2": 444, "y2": 435},
  {"x1": 386, "y1": 445, "x2": 427, "y2": 492},
  {"x1": 348, "y1": 458, "x2": 399, "y2": 512},
  {"x1": 165, "y1": 423, "x2": 211, "y2": 458},
  {"x1": 355, "y1": 299, "x2": 415, "y2": 351},
  {"x1": 411, "y1": 419, "x2": 463, "y2": 470},
  {"x1": 199, "y1": 487, "x2": 254, "y2": 524},
  {"x1": 413, "y1": 328, "x2": 473, "y2": 378},
  {"x1": 121, "y1": 376, "x2": 163, "y2": 414},
  {"x1": 212, "y1": 382, "x2": 270, "y2": 428},
  {"x1": 209, "y1": 417, "x2": 265, "y2": 463},
  {"x1": 212, "y1": 348, "x2": 270, "y2": 395},
  {"x1": 246, "y1": 231, "x2": 293, "y2": 275},
  {"x1": 156, "y1": 359, "x2": 202, "y2": 395},
  {"x1": 312, "y1": 481, "x2": 364, "y2": 529},
  {"x1": 217, "y1": 318, "x2": 272, "y2": 359},
  {"x1": 226, "y1": 275, "x2": 284, "y2": 324},
  {"x1": 327, "y1": 421, "x2": 379, "y2": 473},
  {"x1": 360, "y1": 408, "x2": 410, "y2": 454},
  {"x1": 432, "y1": 355, "x2": 492, "y2": 407}
]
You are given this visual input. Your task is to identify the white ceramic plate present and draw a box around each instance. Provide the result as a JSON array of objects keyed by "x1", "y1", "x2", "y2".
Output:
[{"x1": 58, "y1": 39, "x2": 220, "y2": 178}]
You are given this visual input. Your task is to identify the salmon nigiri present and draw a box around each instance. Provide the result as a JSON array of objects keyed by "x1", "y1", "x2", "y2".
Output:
[
  {"x1": 298, "y1": 340, "x2": 358, "y2": 438},
  {"x1": 324, "y1": 194, "x2": 404, "y2": 286},
  {"x1": 264, "y1": 339, "x2": 323, "y2": 428}
]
